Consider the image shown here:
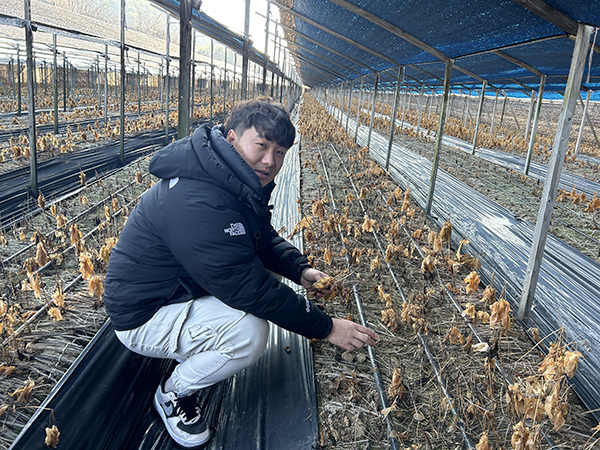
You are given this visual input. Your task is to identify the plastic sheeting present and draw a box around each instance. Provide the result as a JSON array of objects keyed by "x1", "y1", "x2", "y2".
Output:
[
  {"x1": 394, "y1": 115, "x2": 600, "y2": 198},
  {"x1": 8, "y1": 107, "x2": 320, "y2": 450},
  {"x1": 367, "y1": 107, "x2": 600, "y2": 197},
  {"x1": 443, "y1": 134, "x2": 600, "y2": 198},
  {"x1": 332, "y1": 104, "x2": 600, "y2": 420},
  {"x1": 0, "y1": 127, "x2": 175, "y2": 229}
]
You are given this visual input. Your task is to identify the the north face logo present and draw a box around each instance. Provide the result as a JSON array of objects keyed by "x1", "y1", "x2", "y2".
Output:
[{"x1": 224, "y1": 222, "x2": 246, "y2": 236}]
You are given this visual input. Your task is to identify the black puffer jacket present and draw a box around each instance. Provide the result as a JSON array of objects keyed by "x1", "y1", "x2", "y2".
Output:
[{"x1": 104, "y1": 124, "x2": 333, "y2": 339}]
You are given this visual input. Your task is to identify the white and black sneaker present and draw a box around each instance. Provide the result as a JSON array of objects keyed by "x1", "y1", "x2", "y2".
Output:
[{"x1": 153, "y1": 379, "x2": 210, "y2": 448}]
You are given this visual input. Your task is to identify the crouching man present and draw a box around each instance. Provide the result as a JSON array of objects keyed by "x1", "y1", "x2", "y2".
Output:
[{"x1": 103, "y1": 98, "x2": 377, "y2": 449}]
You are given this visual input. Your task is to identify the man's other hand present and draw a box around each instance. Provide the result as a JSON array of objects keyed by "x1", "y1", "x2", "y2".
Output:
[{"x1": 326, "y1": 318, "x2": 377, "y2": 352}]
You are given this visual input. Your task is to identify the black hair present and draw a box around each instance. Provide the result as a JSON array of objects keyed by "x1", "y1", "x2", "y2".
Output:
[{"x1": 224, "y1": 97, "x2": 295, "y2": 149}]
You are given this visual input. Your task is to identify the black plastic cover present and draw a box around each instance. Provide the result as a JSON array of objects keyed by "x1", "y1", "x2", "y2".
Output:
[{"x1": 8, "y1": 321, "x2": 318, "y2": 450}]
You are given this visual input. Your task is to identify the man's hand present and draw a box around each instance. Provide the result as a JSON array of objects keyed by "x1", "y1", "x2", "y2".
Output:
[
  {"x1": 326, "y1": 318, "x2": 377, "y2": 352},
  {"x1": 301, "y1": 267, "x2": 333, "y2": 299}
]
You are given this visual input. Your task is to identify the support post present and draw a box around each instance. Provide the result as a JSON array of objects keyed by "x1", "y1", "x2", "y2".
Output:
[
  {"x1": 462, "y1": 90, "x2": 470, "y2": 127},
  {"x1": 270, "y1": 25, "x2": 277, "y2": 98},
  {"x1": 345, "y1": 79, "x2": 353, "y2": 133},
  {"x1": 471, "y1": 80, "x2": 487, "y2": 155},
  {"x1": 279, "y1": 49, "x2": 285, "y2": 102},
  {"x1": 119, "y1": 0, "x2": 126, "y2": 164},
  {"x1": 578, "y1": 92, "x2": 600, "y2": 150},
  {"x1": 524, "y1": 90, "x2": 536, "y2": 142},
  {"x1": 165, "y1": 12, "x2": 171, "y2": 145},
  {"x1": 104, "y1": 44, "x2": 108, "y2": 123},
  {"x1": 366, "y1": 72, "x2": 379, "y2": 149},
  {"x1": 241, "y1": 0, "x2": 251, "y2": 100},
  {"x1": 63, "y1": 54, "x2": 67, "y2": 112},
  {"x1": 524, "y1": 75, "x2": 546, "y2": 175},
  {"x1": 354, "y1": 76, "x2": 364, "y2": 141},
  {"x1": 190, "y1": 31, "x2": 196, "y2": 127},
  {"x1": 490, "y1": 89, "x2": 499, "y2": 133},
  {"x1": 17, "y1": 50, "x2": 22, "y2": 116},
  {"x1": 416, "y1": 83, "x2": 425, "y2": 130},
  {"x1": 499, "y1": 91, "x2": 507, "y2": 127},
  {"x1": 97, "y1": 57, "x2": 102, "y2": 109},
  {"x1": 385, "y1": 66, "x2": 404, "y2": 171},
  {"x1": 223, "y1": 47, "x2": 227, "y2": 116},
  {"x1": 159, "y1": 60, "x2": 163, "y2": 109},
  {"x1": 337, "y1": 83, "x2": 343, "y2": 121},
  {"x1": 9, "y1": 58, "x2": 15, "y2": 98},
  {"x1": 137, "y1": 53, "x2": 141, "y2": 120},
  {"x1": 575, "y1": 89, "x2": 591, "y2": 157},
  {"x1": 400, "y1": 85, "x2": 408, "y2": 130},
  {"x1": 53, "y1": 34, "x2": 58, "y2": 134},
  {"x1": 178, "y1": 0, "x2": 192, "y2": 139},
  {"x1": 234, "y1": 53, "x2": 238, "y2": 102},
  {"x1": 24, "y1": 0, "x2": 38, "y2": 196},
  {"x1": 425, "y1": 60, "x2": 452, "y2": 216},
  {"x1": 210, "y1": 39, "x2": 214, "y2": 126},
  {"x1": 262, "y1": 0, "x2": 270, "y2": 95},
  {"x1": 519, "y1": 24, "x2": 592, "y2": 319},
  {"x1": 69, "y1": 62, "x2": 73, "y2": 96}
]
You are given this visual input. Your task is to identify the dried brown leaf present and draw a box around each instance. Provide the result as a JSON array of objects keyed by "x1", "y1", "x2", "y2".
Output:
[
  {"x1": 10, "y1": 380, "x2": 34, "y2": 403},
  {"x1": 45, "y1": 425, "x2": 60, "y2": 449},
  {"x1": 88, "y1": 276, "x2": 104, "y2": 298},
  {"x1": 464, "y1": 271, "x2": 480, "y2": 294},
  {"x1": 48, "y1": 307, "x2": 63, "y2": 321}
]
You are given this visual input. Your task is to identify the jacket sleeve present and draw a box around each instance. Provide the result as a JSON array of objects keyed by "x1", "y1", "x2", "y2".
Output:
[
  {"x1": 259, "y1": 227, "x2": 311, "y2": 285},
  {"x1": 162, "y1": 182, "x2": 332, "y2": 340}
]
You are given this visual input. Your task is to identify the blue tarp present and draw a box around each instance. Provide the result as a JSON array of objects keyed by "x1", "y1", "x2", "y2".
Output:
[{"x1": 284, "y1": 0, "x2": 600, "y2": 96}]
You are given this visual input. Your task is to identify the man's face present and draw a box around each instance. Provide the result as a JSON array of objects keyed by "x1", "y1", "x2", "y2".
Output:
[{"x1": 226, "y1": 126, "x2": 288, "y2": 187}]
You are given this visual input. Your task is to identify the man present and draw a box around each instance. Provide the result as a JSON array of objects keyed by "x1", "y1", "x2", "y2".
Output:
[{"x1": 104, "y1": 98, "x2": 377, "y2": 449}]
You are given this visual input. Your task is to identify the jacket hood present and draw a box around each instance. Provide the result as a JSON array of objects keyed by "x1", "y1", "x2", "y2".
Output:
[{"x1": 149, "y1": 124, "x2": 275, "y2": 207}]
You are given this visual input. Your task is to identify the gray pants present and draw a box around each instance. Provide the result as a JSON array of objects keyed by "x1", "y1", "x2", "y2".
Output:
[{"x1": 115, "y1": 296, "x2": 269, "y2": 396}]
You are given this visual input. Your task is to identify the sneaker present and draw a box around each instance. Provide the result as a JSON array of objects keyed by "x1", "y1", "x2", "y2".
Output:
[{"x1": 153, "y1": 379, "x2": 210, "y2": 448}]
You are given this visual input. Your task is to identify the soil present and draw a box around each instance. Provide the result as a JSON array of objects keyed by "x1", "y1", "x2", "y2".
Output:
[{"x1": 298, "y1": 94, "x2": 600, "y2": 449}]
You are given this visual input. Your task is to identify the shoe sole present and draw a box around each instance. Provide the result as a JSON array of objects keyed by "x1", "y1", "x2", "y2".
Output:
[{"x1": 153, "y1": 390, "x2": 210, "y2": 449}]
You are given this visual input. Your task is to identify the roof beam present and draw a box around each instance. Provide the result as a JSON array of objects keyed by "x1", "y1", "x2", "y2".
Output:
[
  {"x1": 273, "y1": 1, "x2": 397, "y2": 66},
  {"x1": 289, "y1": 40, "x2": 362, "y2": 76},
  {"x1": 407, "y1": 64, "x2": 474, "y2": 91},
  {"x1": 288, "y1": 42, "x2": 360, "y2": 78},
  {"x1": 511, "y1": 0, "x2": 578, "y2": 36},
  {"x1": 408, "y1": 64, "x2": 445, "y2": 84},
  {"x1": 452, "y1": 65, "x2": 501, "y2": 91},
  {"x1": 290, "y1": 48, "x2": 345, "y2": 82},
  {"x1": 276, "y1": 21, "x2": 376, "y2": 73},
  {"x1": 512, "y1": 2, "x2": 600, "y2": 54},
  {"x1": 508, "y1": 77, "x2": 536, "y2": 93},
  {"x1": 493, "y1": 49, "x2": 545, "y2": 77},
  {"x1": 327, "y1": 0, "x2": 449, "y2": 63}
]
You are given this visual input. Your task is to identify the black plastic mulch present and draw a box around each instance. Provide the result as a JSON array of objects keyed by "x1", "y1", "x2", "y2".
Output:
[{"x1": 0, "y1": 128, "x2": 177, "y2": 229}]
